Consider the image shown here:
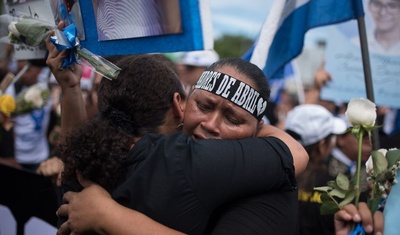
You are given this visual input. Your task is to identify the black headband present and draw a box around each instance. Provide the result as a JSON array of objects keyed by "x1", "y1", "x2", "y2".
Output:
[{"x1": 194, "y1": 70, "x2": 267, "y2": 120}]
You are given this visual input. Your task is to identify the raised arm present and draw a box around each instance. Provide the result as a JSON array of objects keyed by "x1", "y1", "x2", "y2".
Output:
[
  {"x1": 257, "y1": 124, "x2": 309, "y2": 176},
  {"x1": 45, "y1": 28, "x2": 87, "y2": 141},
  {"x1": 304, "y1": 62, "x2": 331, "y2": 105}
]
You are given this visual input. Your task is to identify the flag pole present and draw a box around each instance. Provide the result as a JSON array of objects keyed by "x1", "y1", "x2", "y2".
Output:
[{"x1": 356, "y1": 16, "x2": 380, "y2": 150}]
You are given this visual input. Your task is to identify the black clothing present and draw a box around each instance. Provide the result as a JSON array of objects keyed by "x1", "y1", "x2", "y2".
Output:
[
  {"x1": 297, "y1": 163, "x2": 335, "y2": 235},
  {"x1": 112, "y1": 132, "x2": 296, "y2": 235},
  {"x1": 208, "y1": 190, "x2": 299, "y2": 235},
  {"x1": 0, "y1": 125, "x2": 14, "y2": 157}
]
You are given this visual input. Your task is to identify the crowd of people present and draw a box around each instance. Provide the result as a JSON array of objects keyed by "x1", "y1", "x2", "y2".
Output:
[{"x1": 0, "y1": 17, "x2": 398, "y2": 234}]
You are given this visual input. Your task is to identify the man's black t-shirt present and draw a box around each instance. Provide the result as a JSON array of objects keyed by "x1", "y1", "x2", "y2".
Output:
[
  {"x1": 112, "y1": 132, "x2": 296, "y2": 235},
  {"x1": 207, "y1": 190, "x2": 299, "y2": 235}
]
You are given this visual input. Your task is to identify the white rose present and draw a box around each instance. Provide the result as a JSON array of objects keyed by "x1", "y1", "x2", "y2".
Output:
[
  {"x1": 377, "y1": 148, "x2": 388, "y2": 157},
  {"x1": 365, "y1": 156, "x2": 374, "y2": 174},
  {"x1": 24, "y1": 86, "x2": 43, "y2": 108},
  {"x1": 8, "y1": 21, "x2": 20, "y2": 38},
  {"x1": 345, "y1": 98, "x2": 376, "y2": 127}
]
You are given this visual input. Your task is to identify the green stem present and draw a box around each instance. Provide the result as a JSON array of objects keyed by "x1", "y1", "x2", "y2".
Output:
[{"x1": 354, "y1": 130, "x2": 364, "y2": 208}]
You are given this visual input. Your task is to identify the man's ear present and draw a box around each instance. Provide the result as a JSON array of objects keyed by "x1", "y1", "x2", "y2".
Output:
[{"x1": 172, "y1": 92, "x2": 185, "y2": 123}]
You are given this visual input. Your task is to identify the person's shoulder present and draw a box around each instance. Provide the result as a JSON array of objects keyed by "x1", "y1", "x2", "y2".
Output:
[
  {"x1": 258, "y1": 136, "x2": 292, "y2": 150},
  {"x1": 136, "y1": 132, "x2": 191, "y2": 150}
]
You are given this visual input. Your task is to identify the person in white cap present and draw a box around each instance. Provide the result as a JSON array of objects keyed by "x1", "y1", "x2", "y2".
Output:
[
  {"x1": 284, "y1": 104, "x2": 347, "y2": 235},
  {"x1": 176, "y1": 50, "x2": 219, "y2": 95}
]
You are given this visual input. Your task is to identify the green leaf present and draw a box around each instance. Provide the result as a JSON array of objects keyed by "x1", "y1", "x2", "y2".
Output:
[
  {"x1": 386, "y1": 149, "x2": 400, "y2": 168},
  {"x1": 372, "y1": 150, "x2": 388, "y2": 175},
  {"x1": 351, "y1": 126, "x2": 361, "y2": 139},
  {"x1": 327, "y1": 180, "x2": 338, "y2": 188},
  {"x1": 320, "y1": 192, "x2": 331, "y2": 202},
  {"x1": 339, "y1": 190, "x2": 356, "y2": 207},
  {"x1": 313, "y1": 186, "x2": 332, "y2": 192},
  {"x1": 329, "y1": 188, "x2": 346, "y2": 199},
  {"x1": 320, "y1": 201, "x2": 341, "y2": 215},
  {"x1": 363, "y1": 125, "x2": 381, "y2": 132},
  {"x1": 368, "y1": 197, "x2": 382, "y2": 213},
  {"x1": 336, "y1": 173, "x2": 350, "y2": 190},
  {"x1": 349, "y1": 177, "x2": 357, "y2": 188}
]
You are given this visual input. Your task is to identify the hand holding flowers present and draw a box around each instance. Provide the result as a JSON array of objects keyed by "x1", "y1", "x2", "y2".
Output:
[
  {"x1": 315, "y1": 98, "x2": 400, "y2": 234},
  {"x1": 5, "y1": 12, "x2": 120, "y2": 80}
]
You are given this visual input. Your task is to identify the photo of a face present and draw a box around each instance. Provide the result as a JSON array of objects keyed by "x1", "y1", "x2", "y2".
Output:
[
  {"x1": 92, "y1": 0, "x2": 183, "y2": 41},
  {"x1": 335, "y1": 0, "x2": 400, "y2": 56},
  {"x1": 366, "y1": 0, "x2": 400, "y2": 55}
]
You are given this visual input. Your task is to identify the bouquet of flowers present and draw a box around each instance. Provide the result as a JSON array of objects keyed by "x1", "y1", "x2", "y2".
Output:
[
  {"x1": 5, "y1": 12, "x2": 120, "y2": 80},
  {"x1": 14, "y1": 83, "x2": 51, "y2": 115},
  {"x1": 314, "y1": 98, "x2": 400, "y2": 233}
]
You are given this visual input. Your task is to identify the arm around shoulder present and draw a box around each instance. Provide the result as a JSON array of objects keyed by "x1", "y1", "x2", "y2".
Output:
[
  {"x1": 58, "y1": 180, "x2": 186, "y2": 235},
  {"x1": 257, "y1": 125, "x2": 309, "y2": 176}
]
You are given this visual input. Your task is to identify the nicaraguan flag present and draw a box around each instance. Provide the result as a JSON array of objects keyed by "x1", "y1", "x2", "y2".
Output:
[{"x1": 248, "y1": 0, "x2": 364, "y2": 79}]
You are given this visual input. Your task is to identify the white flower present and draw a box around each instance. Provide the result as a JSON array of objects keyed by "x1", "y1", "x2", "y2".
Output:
[
  {"x1": 345, "y1": 98, "x2": 377, "y2": 127},
  {"x1": 377, "y1": 148, "x2": 388, "y2": 157},
  {"x1": 365, "y1": 156, "x2": 374, "y2": 174},
  {"x1": 24, "y1": 86, "x2": 43, "y2": 108},
  {"x1": 8, "y1": 21, "x2": 20, "y2": 38}
]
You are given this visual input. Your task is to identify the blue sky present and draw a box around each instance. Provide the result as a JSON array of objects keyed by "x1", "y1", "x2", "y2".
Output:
[
  {"x1": 209, "y1": 0, "x2": 328, "y2": 46},
  {"x1": 209, "y1": 0, "x2": 272, "y2": 40}
]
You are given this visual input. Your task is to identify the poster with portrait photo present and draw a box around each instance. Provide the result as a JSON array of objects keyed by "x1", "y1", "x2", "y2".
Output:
[
  {"x1": 78, "y1": 0, "x2": 213, "y2": 55},
  {"x1": 321, "y1": 0, "x2": 400, "y2": 108},
  {"x1": 92, "y1": 0, "x2": 182, "y2": 41}
]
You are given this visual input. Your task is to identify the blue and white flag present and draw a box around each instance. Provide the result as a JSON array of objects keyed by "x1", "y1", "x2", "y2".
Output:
[{"x1": 249, "y1": 0, "x2": 364, "y2": 79}]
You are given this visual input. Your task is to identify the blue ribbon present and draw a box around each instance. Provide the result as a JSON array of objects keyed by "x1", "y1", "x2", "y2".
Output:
[
  {"x1": 49, "y1": 0, "x2": 78, "y2": 68},
  {"x1": 30, "y1": 109, "x2": 45, "y2": 131},
  {"x1": 49, "y1": 24, "x2": 78, "y2": 68},
  {"x1": 348, "y1": 223, "x2": 366, "y2": 235}
]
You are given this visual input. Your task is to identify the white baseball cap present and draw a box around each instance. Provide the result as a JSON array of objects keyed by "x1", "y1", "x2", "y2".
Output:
[
  {"x1": 178, "y1": 50, "x2": 219, "y2": 67},
  {"x1": 284, "y1": 104, "x2": 347, "y2": 146}
]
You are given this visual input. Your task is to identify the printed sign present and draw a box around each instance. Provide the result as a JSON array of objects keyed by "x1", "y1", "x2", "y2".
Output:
[{"x1": 321, "y1": 0, "x2": 400, "y2": 108}]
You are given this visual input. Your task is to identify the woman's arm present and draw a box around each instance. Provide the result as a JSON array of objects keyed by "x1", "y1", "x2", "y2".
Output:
[
  {"x1": 185, "y1": 135, "x2": 297, "y2": 207},
  {"x1": 257, "y1": 124, "x2": 309, "y2": 176},
  {"x1": 45, "y1": 25, "x2": 87, "y2": 142},
  {"x1": 57, "y1": 179, "x2": 185, "y2": 235}
]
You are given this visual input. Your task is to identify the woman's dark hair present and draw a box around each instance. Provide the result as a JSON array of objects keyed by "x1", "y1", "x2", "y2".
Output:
[
  {"x1": 61, "y1": 119, "x2": 133, "y2": 192},
  {"x1": 61, "y1": 54, "x2": 185, "y2": 192},
  {"x1": 97, "y1": 54, "x2": 185, "y2": 136},
  {"x1": 206, "y1": 57, "x2": 271, "y2": 117}
]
